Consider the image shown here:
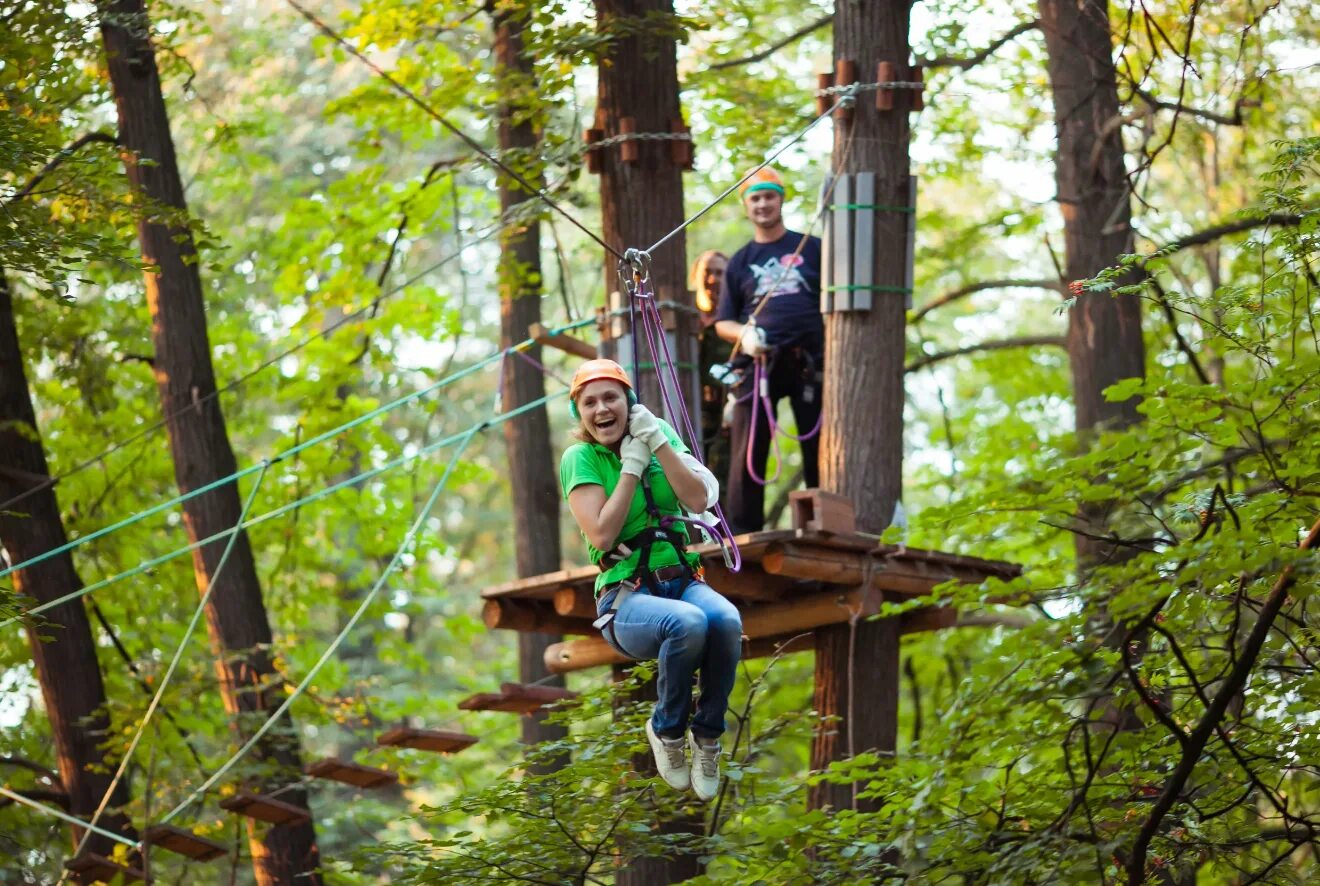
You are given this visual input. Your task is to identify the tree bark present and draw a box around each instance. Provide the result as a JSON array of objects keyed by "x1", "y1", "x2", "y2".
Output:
[
  {"x1": 594, "y1": 2, "x2": 700, "y2": 881},
  {"x1": 98, "y1": 3, "x2": 320, "y2": 882},
  {"x1": 812, "y1": 0, "x2": 912, "y2": 814},
  {"x1": 0, "y1": 273, "x2": 135, "y2": 859},
  {"x1": 492, "y1": 2, "x2": 569, "y2": 757}
]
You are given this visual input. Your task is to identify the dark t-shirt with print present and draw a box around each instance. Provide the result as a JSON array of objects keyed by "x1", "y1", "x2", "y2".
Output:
[{"x1": 715, "y1": 230, "x2": 824, "y2": 359}]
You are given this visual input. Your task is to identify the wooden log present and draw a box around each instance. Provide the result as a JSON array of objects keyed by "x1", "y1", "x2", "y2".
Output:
[
  {"x1": 669, "y1": 117, "x2": 693, "y2": 169},
  {"x1": 876, "y1": 61, "x2": 896, "y2": 111},
  {"x1": 64, "y1": 853, "x2": 147, "y2": 884},
  {"x1": 619, "y1": 117, "x2": 639, "y2": 164},
  {"x1": 763, "y1": 542, "x2": 1000, "y2": 593},
  {"x1": 529, "y1": 322, "x2": 597, "y2": 361},
  {"x1": 219, "y1": 790, "x2": 312, "y2": 825},
  {"x1": 304, "y1": 758, "x2": 397, "y2": 789},
  {"x1": 584, "y1": 127, "x2": 604, "y2": 174},
  {"x1": 911, "y1": 65, "x2": 924, "y2": 111},
  {"x1": 377, "y1": 727, "x2": 477, "y2": 754},
  {"x1": 553, "y1": 586, "x2": 597, "y2": 618},
  {"x1": 546, "y1": 630, "x2": 820, "y2": 674},
  {"x1": 762, "y1": 542, "x2": 865, "y2": 584},
  {"x1": 143, "y1": 823, "x2": 226, "y2": 861},
  {"x1": 816, "y1": 71, "x2": 835, "y2": 117},
  {"x1": 482, "y1": 599, "x2": 594, "y2": 635},
  {"x1": 834, "y1": 58, "x2": 857, "y2": 121}
]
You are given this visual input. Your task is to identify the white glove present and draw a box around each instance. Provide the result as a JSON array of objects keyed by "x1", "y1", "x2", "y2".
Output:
[
  {"x1": 628, "y1": 404, "x2": 668, "y2": 452},
  {"x1": 676, "y1": 451, "x2": 720, "y2": 511},
  {"x1": 619, "y1": 434, "x2": 651, "y2": 478},
  {"x1": 739, "y1": 322, "x2": 768, "y2": 357}
]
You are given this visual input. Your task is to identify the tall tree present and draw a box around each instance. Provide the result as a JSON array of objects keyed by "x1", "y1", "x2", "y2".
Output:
[
  {"x1": 813, "y1": 0, "x2": 914, "y2": 813},
  {"x1": 97, "y1": 2, "x2": 320, "y2": 882},
  {"x1": 491, "y1": 1, "x2": 568, "y2": 754},
  {"x1": 1039, "y1": 0, "x2": 1146, "y2": 438},
  {"x1": 593, "y1": 1, "x2": 700, "y2": 881},
  {"x1": 0, "y1": 273, "x2": 134, "y2": 860}
]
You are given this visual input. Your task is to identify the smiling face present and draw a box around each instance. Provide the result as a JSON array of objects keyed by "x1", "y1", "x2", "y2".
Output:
[
  {"x1": 576, "y1": 378, "x2": 630, "y2": 447},
  {"x1": 744, "y1": 188, "x2": 784, "y2": 232}
]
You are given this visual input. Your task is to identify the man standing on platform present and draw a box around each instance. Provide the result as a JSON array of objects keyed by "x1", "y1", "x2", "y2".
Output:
[{"x1": 714, "y1": 167, "x2": 824, "y2": 534}]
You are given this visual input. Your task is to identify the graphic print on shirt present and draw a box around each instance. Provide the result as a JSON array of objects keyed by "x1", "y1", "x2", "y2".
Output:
[{"x1": 747, "y1": 253, "x2": 808, "y2": 311}]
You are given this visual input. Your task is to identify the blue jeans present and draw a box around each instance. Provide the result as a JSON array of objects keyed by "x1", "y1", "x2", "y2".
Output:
[{"x1": 597, "y1": 577, "x2": 743, "y2": 741}]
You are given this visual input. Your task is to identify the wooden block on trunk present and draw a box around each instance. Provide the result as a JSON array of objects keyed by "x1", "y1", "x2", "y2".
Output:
[
  {"x1": 143, "y1": 823, "x2": 226, "y2": 861},
  {"x1": 789, "y1": 489, "x2": 856, "y2": 535},
  {"x1": 219, "y1": 790, "x2": 311, "y2": 825},
  {"x1": 64, "y1": 853, "x2": 148, "y2": 884},
  {"x1": 377, "y1": 727, "x2": 478, "y2": 754},
  {"x1": 304, "y1": 758, "x2": 398, "y2": 789}
]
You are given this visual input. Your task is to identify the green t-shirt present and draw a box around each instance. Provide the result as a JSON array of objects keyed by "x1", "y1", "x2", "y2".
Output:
[{"x1": 559, "y1": 418, "x2": 703, "y2": 594}]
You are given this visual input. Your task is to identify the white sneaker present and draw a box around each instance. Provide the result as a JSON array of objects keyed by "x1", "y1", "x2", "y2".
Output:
[
  {"x1": 687, "y1": 732, "x2": 721, "y2": 801},
  {"x1": 646, "y1": 720, "x2": 690, "y2": 791}
]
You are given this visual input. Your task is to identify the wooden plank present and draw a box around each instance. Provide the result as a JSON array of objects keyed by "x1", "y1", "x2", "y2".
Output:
[
  {"x1": 482, "y1": 599, "x2": 594, "y2": 635},
  {"x1": 501, "y1": 682, "x2": 577, "y2": 703},
  {"x1": 304, "y1": 758, "x2": 398, "y2": 790},
  {"x1": 529, "y1": 322, "x2": 596, "y2": 361},
  {"x1": 832, "y1": 173, "x2": 851, "y2": 309},
  {"x1": 143, "y1": 823, "x2": 226, "y2": 861},
  {"x1": 219, "y1": 790, "x2": 311, "y2": 825},
  {"x1": 460, "y1": 683, "x2": 578, "y2": 714},
  {"x1": 852, "y1": 172, "x2": 875, "y2": 311},
  {"x1": 65, "y1": 853, "x2": 148, "y2": 884},
  {"x1": 377, "y1": 727, "x2": 477, "y2": 754}
]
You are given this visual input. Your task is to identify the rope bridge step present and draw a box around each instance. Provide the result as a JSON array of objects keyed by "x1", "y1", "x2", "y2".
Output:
[
  {"x1": 143, "y1": 824, "x2": 226, "y2": 861},
  {"x1": 304, "y1": 758, "x2": 398, "y2": 789},
  {"x1": 64, "y1": 853, "x2": 147, "y2": 884},
  {"x1": 458, "y1": 683, "x2": 578, "y2": 715},
  {"x1": 377, "y1": 727, "x2": 478, "y2": 754},
  {"x1": 219, "y1": 790, "x2": 312, "y2": 825}
]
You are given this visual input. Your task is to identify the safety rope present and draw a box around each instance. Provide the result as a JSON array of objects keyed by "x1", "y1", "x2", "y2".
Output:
[
  {"x1": 158, "y1": 420, "x2": 484, "y2": 826},
  {"x1": 0, "y1": 317, "x2": 593, "y2": 588},
  {"x1": 0, "y1": 785, "x2": 138, "y2": 851},
  {"x1": 67, "y1": 462, "x2": 272, "y2": 862}
]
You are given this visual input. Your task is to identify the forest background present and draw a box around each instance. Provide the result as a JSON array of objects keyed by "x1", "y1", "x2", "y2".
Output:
[{"x1": 1, "y1": 0, "x2": 1317, "y2": 883}]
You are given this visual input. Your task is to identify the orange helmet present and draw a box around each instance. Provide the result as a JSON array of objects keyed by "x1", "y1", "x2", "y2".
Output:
[
  {"x1": 568, "y1": 359, "x2": 637, "y2": 418},
  {"x1": 738, "y1": 165, "x2": 786, "y2": 200}
]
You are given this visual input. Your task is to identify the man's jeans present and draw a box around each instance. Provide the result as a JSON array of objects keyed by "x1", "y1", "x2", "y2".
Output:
[{"x1": 597, "y1": 577, "x2": 743, "y2": 740}]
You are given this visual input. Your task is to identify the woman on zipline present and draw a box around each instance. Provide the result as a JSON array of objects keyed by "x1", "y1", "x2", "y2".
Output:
[{"x1": 560, "y1": 358, "x2": 741, "y2": 800}]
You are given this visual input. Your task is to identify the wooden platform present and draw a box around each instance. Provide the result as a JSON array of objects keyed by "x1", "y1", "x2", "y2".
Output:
[
  {"x1": 305, "y1": 757, "x2": 398, "y2": 789},
  {"x1": 377, "y1": 727, "x2": 478, "y2": 754},
  {"x1": 143, "y1": 823, "x2": 226, "y2": 861},
  {"x1": 481, "y1": 527, "x2": 1020, "y2": 674},
  {"x1": 458, "y1": 682, "x2": 578, "y2": 714},
  {"x1": 219, "y1": 790, "x2": 312, "y2": 825},
  {"x1": 65, "y1": 852, "x2": 147, "y2": 884}
]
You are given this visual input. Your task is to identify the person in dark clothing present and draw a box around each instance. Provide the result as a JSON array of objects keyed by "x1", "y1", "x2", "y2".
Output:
[
  {"x1": 689, "y1": 249, "x2": 730, "y2": 501},
  {"x1": 713, "y1": 167, "x2": 824, "y2": 534}
]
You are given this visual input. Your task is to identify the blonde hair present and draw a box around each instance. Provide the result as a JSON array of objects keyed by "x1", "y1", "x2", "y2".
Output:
[{"x1": 689, "y1": 250, "x2": 728, "y2": 314}]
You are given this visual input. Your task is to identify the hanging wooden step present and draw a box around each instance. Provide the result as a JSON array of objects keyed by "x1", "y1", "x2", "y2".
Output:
[
  {"x1": 219, "y1": 790, "x2": 311, "y2": 825},
  {"x1": 64, "y1": 853, "x2": 147, "y2": 884},
  {"x1": 377, "y1": 727, "x2": 478, "y2": 754},
  {"x1": 304, "y1": 758, "x2": 398, "y2": 789},
  {"x1": 143, "y1": 823, "x2": 226, "y2": 861},
  {"x1": 458, "y1": 682, "x2": 578, "y2": 714}
]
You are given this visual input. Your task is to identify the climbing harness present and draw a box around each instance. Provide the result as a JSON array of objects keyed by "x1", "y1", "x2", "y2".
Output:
[{"x1": 743, "y1": 348, "x2": 825, "y2": 486}]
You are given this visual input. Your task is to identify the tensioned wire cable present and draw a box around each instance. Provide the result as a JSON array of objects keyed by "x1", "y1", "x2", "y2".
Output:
[
  {"x1": 0, "y1": 212, "x2": 512, "y2": 517},
  {"x1": 0, "y1": 383, "x2": 571, "y2": 630},
  {"x1": 66, "y1": 462, "x2": 271, "y2": 862},
  {"x1": 283, "y1": 0, "x2": 626, "y2": 263},
  {"x1": 0, "y1": 786, "x2": 138, "y2": 851},
  {"x1": 158, "y1": 419, "x2": 485, "y2": 826},
  {"x1": 0, "y1": 316, "x2": 591, "y2": 586}
]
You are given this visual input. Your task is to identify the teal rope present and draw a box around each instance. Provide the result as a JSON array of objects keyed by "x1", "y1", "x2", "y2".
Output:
[
  {"x1": 828, "y1": 203, "x2": 915, "y2": 213},
  {"x1": 0, "y1": 390, "x2": 567, "y2": 630},
  {"x1": 0, "y1": 785, "x2": 138, "y2": 849},
  {"x1": 69, "y1": 462, "x2": 271, "y2": 860},
  {"x1": 0, "y1": 317, "x2": 592, "y2": 583},
  {"x1": 825, "y1": 284, "x2": 913, "y2": 294},
  {"x1": 159, "y1": 421, "x2": 484, "y2": 825}
]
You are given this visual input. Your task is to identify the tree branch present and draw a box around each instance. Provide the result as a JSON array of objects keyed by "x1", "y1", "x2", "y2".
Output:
[
  {"x1": 911, "y1": 278, "x2": 1063, "y2": 323},
  {"x1": 920, "y1": 20, "x2": 1041, "y2": 70},
  {"x1": 1125, "y1": 516, "x2": 1320, "y2": 884},
  {"x1": 0, "y1": 756, "x2": 60, "y2": 784},
  {"x1": 4, "y1": 131, "x2": 118, "y2": 206},
  {"x1": 1131, "y1": 84, "x2": 1249, "y2": 127},
  {"x1": 706, "y1": 15, "x2": 831, "y2": 71},
  {"x1": 906, "y1": 335, "x2": 1065, "y2": 372},
  {"x1": 1150, "y1": 212, "x2": 1303, "y2": 258}
]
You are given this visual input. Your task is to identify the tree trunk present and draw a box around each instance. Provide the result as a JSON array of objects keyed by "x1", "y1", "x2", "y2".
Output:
[
  {"x1": 492, "y1": 3, "x2": 569, "y2": 757},
  {"x1": 1039, "y1": 0, "x2": 1147, "y2": 564},
  {"x1": 812, "y1": 0, "x2": 912, "y2": 814},
  {"x1": 98, "y1": 4, "x2": 320, "y2": 882},
  {"x1": 0, "y1": 273, "x2": 135, "y2": 859},
  {"x1": 595, "y1": 0, "x2": 698, "y2": 419},
  {"x1": 595, "y1": 2, "x2": 700, "y2": 881}
]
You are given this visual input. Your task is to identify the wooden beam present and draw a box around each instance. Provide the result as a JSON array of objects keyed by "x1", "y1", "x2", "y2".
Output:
[
  {"x1": 377, "y1": 727, "x2": 477, "y2": 754},
  {"x1": 64, "y1": 853, "x2": 147, "y2": 884},
  {"x1": 529, "y1": 322, "x2": 597, "y2": 360},
  {"x1": 304, "y1": 758, "x2": 398, "y2": 789},
  {"x1": 458, "y1": 683, "x2": 578, "y2": 714},
  {"x1": 553, "y1": 586, "x2": 597, "y2": 618},
  {"x1": 546, "y1": 631, "x2": 818, "y2": 674},
  {"x1": 143, "y1": 823, "x2": 226, "y2": 861},
  {"x1": 482, "y1": 599, "x2": 594, "y2": 635},
  {"x1": 219, "y1": 790, "x2": 312, "y2": 825}
]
